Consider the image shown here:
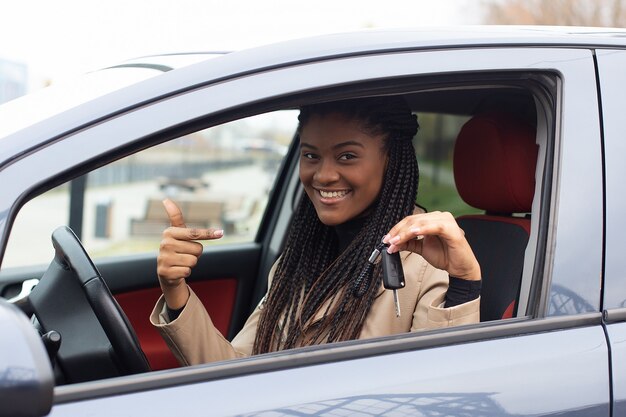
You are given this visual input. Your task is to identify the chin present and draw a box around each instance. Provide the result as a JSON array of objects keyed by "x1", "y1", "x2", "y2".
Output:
[
  {"x1": 317, "y1": 216, "x2": 342, "y2": 226},
  {"x1": 315, "y1": 211, "x2": 346, "y2": 226}
]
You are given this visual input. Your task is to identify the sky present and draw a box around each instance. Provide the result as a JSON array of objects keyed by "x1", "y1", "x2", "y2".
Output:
[{"x1": 0, "y1": 0, "x2": 482, "y2": 90}]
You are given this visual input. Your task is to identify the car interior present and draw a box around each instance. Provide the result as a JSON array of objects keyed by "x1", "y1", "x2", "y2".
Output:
[{"x1": 0, "y1": 73, "x2": 552, "y2": 386}]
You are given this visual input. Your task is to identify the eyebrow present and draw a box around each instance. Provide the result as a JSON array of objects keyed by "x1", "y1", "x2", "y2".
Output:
[{"x1": 300, "y1": 140, "x2": 366, "y2": 150}]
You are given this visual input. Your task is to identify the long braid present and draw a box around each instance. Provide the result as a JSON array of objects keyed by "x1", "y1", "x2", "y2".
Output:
[
  {"x1": 336, "y1": 138, "x2": 418, "y2": 341},
  {"x1": 253, "y1": 96, "x2": 419, "y2": 354}
]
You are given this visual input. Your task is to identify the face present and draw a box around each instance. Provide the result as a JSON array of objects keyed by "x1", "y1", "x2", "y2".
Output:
[{"x1": 299, "y1": 112, "x2": 387, "y2": 226}]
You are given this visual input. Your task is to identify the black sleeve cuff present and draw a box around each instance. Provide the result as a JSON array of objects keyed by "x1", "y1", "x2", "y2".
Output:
[
  {"x1": 166, "y1": 305, "x2": 185, "y2": 321},
  {"x1": 444, "y1": 276, "x2": 482, "y2": 308}
]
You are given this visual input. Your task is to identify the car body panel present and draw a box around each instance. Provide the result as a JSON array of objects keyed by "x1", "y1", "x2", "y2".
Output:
[
  {"x1": 606, "y1": 320, "x2": 626, "y2": 416},
  {"x1": 596, "y1": 48, "x2": 626, "y2": 416},
  {"x1": 528, "y1": 49, "x2": 603, "y2": 316},
  {"x1": 50, "y1": 323, "x2": 609, "y2": 416},
  {"x1": 597, "y1": 49, "x2": 626, "y2": 311}
]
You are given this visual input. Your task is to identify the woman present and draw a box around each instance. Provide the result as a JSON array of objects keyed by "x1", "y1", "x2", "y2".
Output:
[{"x1": 151, "y1": 96, "x2": 481, "y2": 366}]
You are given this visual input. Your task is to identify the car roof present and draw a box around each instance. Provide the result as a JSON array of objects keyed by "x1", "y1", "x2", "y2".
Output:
[
  {"x1": 0, "y1": 53, "x2": 226, "y2": 150},
  {"x1": 1, "y1": 26, "x2": 625, "y2": 167}
]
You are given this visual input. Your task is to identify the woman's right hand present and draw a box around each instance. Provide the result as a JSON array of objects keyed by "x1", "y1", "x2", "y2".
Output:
[{"x1": 157, "y1": 198, "x2": 224, "y2": 309}]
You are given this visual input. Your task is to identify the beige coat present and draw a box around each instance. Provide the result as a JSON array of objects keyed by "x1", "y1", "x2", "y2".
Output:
[{"x1": 151, "y1": 251, "x2": 480, "y2": 366}]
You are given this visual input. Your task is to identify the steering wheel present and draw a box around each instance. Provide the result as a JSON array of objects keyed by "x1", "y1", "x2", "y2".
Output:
[{"x1": 29, "y1": 226, "x2": 150, "y2": 383}]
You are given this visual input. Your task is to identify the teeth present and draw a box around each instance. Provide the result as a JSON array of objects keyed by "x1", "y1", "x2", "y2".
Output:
[{"x1": 320, "y1": 190, "x2": 348, "y2": 198}]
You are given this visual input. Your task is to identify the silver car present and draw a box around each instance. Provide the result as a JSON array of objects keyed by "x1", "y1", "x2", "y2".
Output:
[{"x1": 1, "y1": 26, "x2": 625, "y2": 416}]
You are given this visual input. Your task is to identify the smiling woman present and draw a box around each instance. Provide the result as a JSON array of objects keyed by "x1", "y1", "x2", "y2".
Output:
[
  {"x1": 151, "y1": 96, "x2": 481, "y2": 364},
  {"x1": 298, "y1": 112, "x2": 389, "y2": 226}
]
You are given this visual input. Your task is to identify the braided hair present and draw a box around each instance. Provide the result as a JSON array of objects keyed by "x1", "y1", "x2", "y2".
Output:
[{"x1": 252, "y1": 96, "x2": 419, "y2": 354}]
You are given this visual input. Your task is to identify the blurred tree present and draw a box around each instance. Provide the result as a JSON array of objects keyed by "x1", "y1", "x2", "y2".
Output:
[{"x1": 482, "y1": 0, "x2": 626, "y2": 27}]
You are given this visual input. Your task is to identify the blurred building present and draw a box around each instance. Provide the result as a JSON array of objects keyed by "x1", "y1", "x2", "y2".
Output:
[{"x1": 0, "y1": 57, "x2": 27, "y2": 104}]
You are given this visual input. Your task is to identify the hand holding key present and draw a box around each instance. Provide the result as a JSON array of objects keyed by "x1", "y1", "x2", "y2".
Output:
[
  {"x1": 157, "y1": 198, "x2": 224, "y2": 309},
  {"x1": 383, "y1": 211, "x2": 480, "y2": 281}
]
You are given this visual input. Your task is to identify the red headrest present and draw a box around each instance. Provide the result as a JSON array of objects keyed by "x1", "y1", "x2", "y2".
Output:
[{"x1": 453, "y1": 112, "x2": 538, "y2": 213}]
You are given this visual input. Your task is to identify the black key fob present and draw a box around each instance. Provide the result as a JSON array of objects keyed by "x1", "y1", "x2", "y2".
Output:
[{"x1": 381, "y1": 249, "x2": 405, "y2": 290}]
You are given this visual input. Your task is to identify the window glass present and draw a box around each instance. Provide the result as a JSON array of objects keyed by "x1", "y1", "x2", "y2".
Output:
[
  {"x1": 3, "y1": 110, "x2": 297, "y2": 267},
  {"x1": 2, "y1": 186, "x2": 70, "y2": 268},
  {"x1": 414, "y1": 113, "x2": 479, "y2": 217}
]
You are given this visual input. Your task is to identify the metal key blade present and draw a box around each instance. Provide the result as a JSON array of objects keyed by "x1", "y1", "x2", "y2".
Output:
[{"x1": 393, "y1": 289, "x2": 401, "y2": 318}]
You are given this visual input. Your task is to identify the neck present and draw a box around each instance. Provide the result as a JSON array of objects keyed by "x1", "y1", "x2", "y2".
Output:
[{"x1": 333, "y1": 215, "x2": 368, "y2": 253}]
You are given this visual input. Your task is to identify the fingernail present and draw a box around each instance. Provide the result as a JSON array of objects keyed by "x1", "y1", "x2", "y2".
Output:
[
  {"x1": 214, "y1": 229, "x2": 224, "y2": 237},
  {"x1": 382, "y1": 234, "x2": 390, "y2": 243},
  {"x1": 390, "y1": 236, "x2": 400, "y2": 244},
  {"x1": 387, "y1": 245, "x2": 395, "y2": 254},
  {"x1": 409, "y1": 227, "x2": 421, "y2": 234}
]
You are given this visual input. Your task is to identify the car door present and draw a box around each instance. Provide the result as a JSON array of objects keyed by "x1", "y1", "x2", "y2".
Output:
[
  {"x1": 0, "y1": 42, "x2": 610, "y2": 416},
  {"x1": 596, "y1": 48, "x2": 626, "y2": 416}
]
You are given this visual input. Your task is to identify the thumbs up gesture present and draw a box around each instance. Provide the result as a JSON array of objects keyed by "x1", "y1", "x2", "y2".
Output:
[{"x1": 157, "y1": 198, "x2": 224, "y2": 309}]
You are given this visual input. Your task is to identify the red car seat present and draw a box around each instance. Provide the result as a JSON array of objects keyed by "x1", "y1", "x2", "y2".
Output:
[{"x1": 453, "y1": 111, "x2": 538, "y2": 321}]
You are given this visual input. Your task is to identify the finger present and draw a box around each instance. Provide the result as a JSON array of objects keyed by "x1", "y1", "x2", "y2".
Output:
[
  {"x1": 387, "y1": 235, "x2": 424, "y2": 255},
  {"x1": 165, "y1": 253, "x2": 199, "y2": 269},
  {"x1": 158, "y1": 266, "x2": 192, "y2": 283},
  {"x1": 163, "y1": 198, "x2": 186, "y2": 228},
  {"x1": 383, "y1": 212, "x2": 438, "y2": 244},
  {"x1": 163, "y1": 226, "x2": 224, "y2": 241},
  {"x1": 408, "y1": 221, "x2": 464, "y2": 245},
  {"x1": 389, "y1": 212, "x2": 461, "y2": 243},
  {"x1": 385, "y1": 221, "x2": 424, "y2": 248},
  {"x1": 383, "y1": 216, "x2": 414, "y2": 244},
  {"x1": 160, "y1": 236, "x2": 203, "y2": 254}
]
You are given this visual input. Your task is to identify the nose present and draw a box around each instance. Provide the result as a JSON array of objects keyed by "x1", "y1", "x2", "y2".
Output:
[{"x1": 314, "y1": 159, "x2": 340, "y2": 184}]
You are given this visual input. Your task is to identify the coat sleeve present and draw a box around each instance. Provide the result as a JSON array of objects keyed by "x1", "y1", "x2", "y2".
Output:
[
  {"x1": 408, "y1": 254, "x2": 480, "y2": 331},
  {"x1": 150, "y1": 263, "x2": 277, "y2": 366},
  {"x1": 150, "y1": 288, "x2": 249, "y2": 365}
]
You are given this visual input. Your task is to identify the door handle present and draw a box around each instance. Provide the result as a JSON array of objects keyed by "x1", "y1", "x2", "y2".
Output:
[{"x1": 7, "y1": 278, "x2": 40, "y2": 304}]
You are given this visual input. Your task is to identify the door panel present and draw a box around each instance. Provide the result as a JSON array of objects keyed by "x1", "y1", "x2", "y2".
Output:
[
  {"x1": 51, "y1": 324, "x2": 610, "y2": 416},
  {"x1": 606, "y1": 321, "x2": 626, "y2": 415},
  {"x1": 115, "y1": 279, "x2": 237, "y2": 370},
  {"x1": 99, "y1": 243, "x2": 262, "y2": 369}
]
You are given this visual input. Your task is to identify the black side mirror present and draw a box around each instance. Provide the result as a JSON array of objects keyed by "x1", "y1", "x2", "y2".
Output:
[{"x1": 0, "y1": 298, "x2": 53, "y2": 417}]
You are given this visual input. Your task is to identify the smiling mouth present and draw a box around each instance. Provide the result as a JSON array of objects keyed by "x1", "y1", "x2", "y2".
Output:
[{"x1": 318, "y1": 189, "x2": 350, "y2": 199}]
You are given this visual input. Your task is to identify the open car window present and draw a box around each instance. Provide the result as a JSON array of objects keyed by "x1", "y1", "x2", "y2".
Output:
[
  {"x1": 0, "y1": 71, "x2": 555, "y2": 390},
  {"x1": 2, "y1": 111, "x2": 297, "y2": 268}
]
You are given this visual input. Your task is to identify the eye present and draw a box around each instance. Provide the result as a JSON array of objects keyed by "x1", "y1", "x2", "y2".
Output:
[
  {"x1": 301, "y1": 152, "x2": 317, "y2": 160},
  {"x1": 339, "y1": 153, "x2": 357, "y2": 161}
]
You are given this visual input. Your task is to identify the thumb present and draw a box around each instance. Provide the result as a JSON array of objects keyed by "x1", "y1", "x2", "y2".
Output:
[{"x1": 163, "y1": 198, "x2": 186, "y2": 228}]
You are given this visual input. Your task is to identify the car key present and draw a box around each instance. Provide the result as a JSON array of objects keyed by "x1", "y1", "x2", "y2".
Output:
[{"x1": 381, "y1": 248, "x2": 405, "y2": 317}]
